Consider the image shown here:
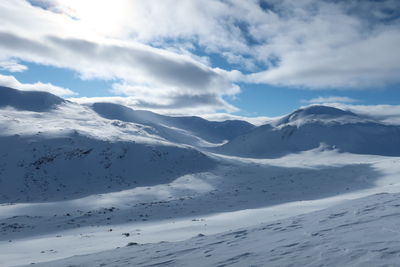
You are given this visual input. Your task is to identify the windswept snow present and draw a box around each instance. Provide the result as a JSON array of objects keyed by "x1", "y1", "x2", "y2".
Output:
[
  {"x1": 1, "y1": 87, "x2": 400, "y2": 266},
  {"x1": 2, "y1": 149, "x2": 400, "y2": 266},
  {"x1": 25, "y1": 192, "x2": 400, "y2": 267}
]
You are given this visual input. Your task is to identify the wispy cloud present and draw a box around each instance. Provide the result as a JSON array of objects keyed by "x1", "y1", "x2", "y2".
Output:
[
  {"x1": 0, "y1": 59, "x2": 28, "y2": 72},
  {"x1": 302, "y1": 96, "x2": 359, "y2": 104},
  {"x1": 200, "y1": 113, "x2": 274, "y2": 126},
  {"x1": 0, "y1": 74, "x2": 76, "y2": 96},
  {"x1": 245, "y1": 1, "x2": 400, "y2": 88},
  {"x1": 325, "y1": 103, "x2": 400, "y2": 125}
]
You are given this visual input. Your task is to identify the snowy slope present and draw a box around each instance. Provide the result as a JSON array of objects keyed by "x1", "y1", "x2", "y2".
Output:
[
  {"x1": 24, "y1": 192, "x2": 400, "y2": 267},
  {"x1": 0, "y1": 133, "x2": 215, "y2": 202},
  {"x1": 3, "y1": 148, "x2": 400, "y2": 266},
  {"x1": 218, "y1": 105, "x2": 400, "y2": 158},
  {"x1": 275, "y1": 105, "x2": 361, "y2": 126},
  {"x1": 2, "y1": 87, "x2": 400, "y2": 266},
  {"x1": 0, "y1": 86, "x2": 64, "y2": 112},
  {"x1": 0, "y1": 87, "x2": 217, "y2": 202},
  {"x1": 92, "y1": 102, "x2": 255, "y2": 146}
]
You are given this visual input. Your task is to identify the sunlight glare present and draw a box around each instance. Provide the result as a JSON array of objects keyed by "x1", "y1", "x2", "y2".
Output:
[{"x1": 60, "y1": 0, "x2": 132, "y2": 37}]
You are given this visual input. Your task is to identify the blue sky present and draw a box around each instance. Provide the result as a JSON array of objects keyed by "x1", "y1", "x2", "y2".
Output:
[{"x1": 0, "y1": 0, "x2": 399, "y2": 118}]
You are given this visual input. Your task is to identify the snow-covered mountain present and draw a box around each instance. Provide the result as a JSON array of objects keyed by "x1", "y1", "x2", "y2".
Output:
[
  {"x1": 0, "y1": 86, "x2": 65, "y2": 112},
  {"x1": 2, "y1": 87, "x2": 400, "y2": 266},
  {"x1": 91, "y1": 102, "x2": 255, "y2": 146},
  {"x1": 217, "y1": 105, "x2": 400, "y2": 158},
  {"x1": 0, "y1": 87, "x2": 227, "y2": 203}
]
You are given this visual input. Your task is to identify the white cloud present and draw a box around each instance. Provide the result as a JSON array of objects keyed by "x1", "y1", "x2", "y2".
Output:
[
  {"x1": 45, "y1": 0, "x2": 398, "y2": 90},
  {"x1": 69, "y1": 93, "x2": 238, "y2": 115},
  {"x1": 0, "y1": 59, "x2": 28, "y2": 72},
  {"x1": 0, "y1": 0, "x2": 399, "y2": 114},
  {"x1": 245, "y1": 0, "x2": 400, "y2": 88},
  {"x1": 302, "y1": 96, "x2": 358, "y2": 104},
  {"x1": 0, "y1": 74, "x2": 76, "y2": 96},
  {"x1": 69, "y1": 96, "x2": 272, "y2": 125},
  {"x1": 31, "y1": 0, "x2": 400, "y2": 91},
  {"x1": 200, "y1": 113, "x2": 275, "y2": 126},
  {"x1": 0, "y1": 0, "x2": 242, "y2": 113},
  {"x1": 321, "y1": 103, "x2": 400, "y2": 125}
]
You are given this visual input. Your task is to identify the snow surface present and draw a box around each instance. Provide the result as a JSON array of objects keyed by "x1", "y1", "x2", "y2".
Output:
[
  {"x1": 1, "y1": 87, "x2": 400, "y2": 266},
  {"x1": 24, "y1": 192, "x2": 400, "y2": 267}
]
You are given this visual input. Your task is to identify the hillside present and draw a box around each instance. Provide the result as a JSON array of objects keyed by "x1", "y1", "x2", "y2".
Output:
[
  {"x1": 0, "y1": 87, "x2": 217, "y2": 202},
  {"x1": 0, "y1": 133, "x2": 215, "y2": 202},
  {"x1": 0, "y1": 86, "x2": 65, "y2": 112},
  {"x1": 91, "y1": 102, "x2": 255, "y2": 146},
  {"x1": 1, "y1": 87, "x2": 400, "y2": 266},
  {"x1": 217, "y1": 105, "x2": 400, "y2": 158}
]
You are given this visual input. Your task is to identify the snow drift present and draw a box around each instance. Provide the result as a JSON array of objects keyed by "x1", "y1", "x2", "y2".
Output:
[{"x1": 26, "y1": 192, "x2": 400, "y2": 267}]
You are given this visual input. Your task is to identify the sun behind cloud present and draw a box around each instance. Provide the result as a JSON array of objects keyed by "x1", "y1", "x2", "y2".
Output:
[{"x1": 30, "y1": 0, "x2": 132, "y2": 37}]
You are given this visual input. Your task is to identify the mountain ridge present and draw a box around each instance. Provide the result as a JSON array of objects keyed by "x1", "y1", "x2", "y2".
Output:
[
  {"x1": 217, "y1": 105, "x2": 400, "y2": 158},
  {"x1": 0, "y1": 86, "x2": 65, "y2": 112}
]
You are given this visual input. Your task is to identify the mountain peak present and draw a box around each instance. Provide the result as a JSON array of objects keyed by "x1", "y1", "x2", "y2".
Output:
[
  {"x1": 0, "y1": 86, "x2": 64, "y2": 112},
  {"x1": 296, "y1": 105, "x2": 355, "y2": 116},
  {"x1": 277, "y1": 105, "x2": 358, "y2": 125}
]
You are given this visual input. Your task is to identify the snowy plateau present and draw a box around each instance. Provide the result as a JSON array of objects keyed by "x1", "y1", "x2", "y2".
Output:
[{"x1": 1, "y1": 86, "x2": 400, "y2": 266}]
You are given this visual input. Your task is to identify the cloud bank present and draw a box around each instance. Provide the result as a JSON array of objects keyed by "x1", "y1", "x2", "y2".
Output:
[
  {"x1": 0, "y1": 60, "x2": 28, "y2": 72},
  {"x1": 0, "y1": 0, "x2": 399, "y2": 113},
  {"x1": 0, "y1": 74, "x2": 75, "y2": 96},
  {"x1": 303, "y1": 96, "x2": 358, "y2": 104}
]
